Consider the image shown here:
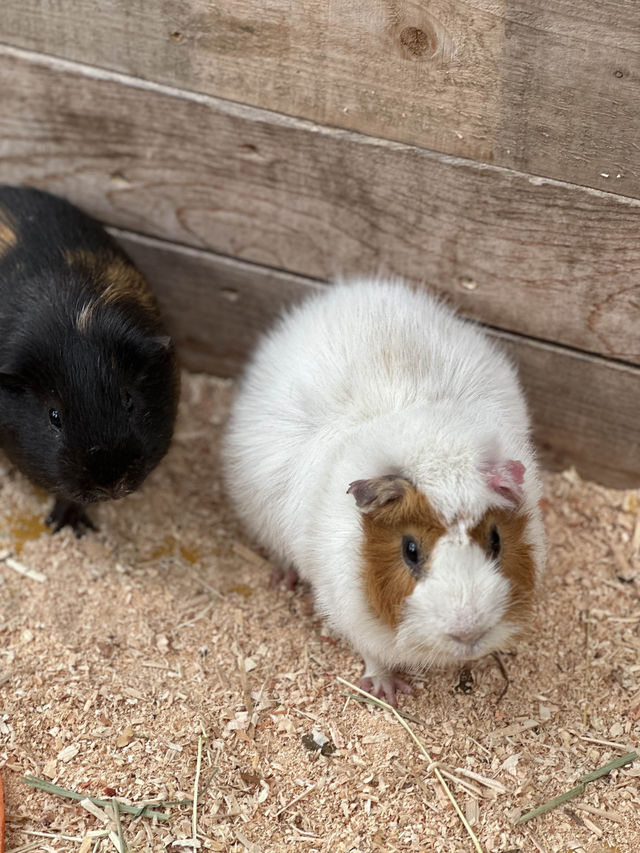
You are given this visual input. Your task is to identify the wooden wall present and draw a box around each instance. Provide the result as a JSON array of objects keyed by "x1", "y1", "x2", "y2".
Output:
[{"x1": 0, "y1": 1, "x2": 638, "y2": 486}]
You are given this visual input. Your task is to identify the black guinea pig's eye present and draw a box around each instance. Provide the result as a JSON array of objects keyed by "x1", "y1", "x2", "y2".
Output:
[
  {"x1": 49, "y1": 408, "x2": 62, "y2": 429},
  {"x1": 488, "y1": 524, "x2": 501, "y2": 559},
  {"x1": 402, "y1": 535, "x2": 422, "y2": 573},
  {"x1": 122, "y1": 390, "x2": 134, "y2": 413}
]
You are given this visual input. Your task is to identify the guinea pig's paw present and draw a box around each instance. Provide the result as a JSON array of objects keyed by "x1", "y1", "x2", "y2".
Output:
[
  {"x1": 360, "y1": 671, "x2": 413, "y2": 708},
  {"x1": 46, "y1": 498, "x2": 97, "y2": 538},
  {"x1": 269, "y1": 564, "x2": 299, "y2": 591}
]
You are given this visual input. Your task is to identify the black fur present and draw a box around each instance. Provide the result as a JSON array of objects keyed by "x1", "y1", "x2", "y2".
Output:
[{"x1": 0, "y1": 186, "x2": 179, "y2": 534}]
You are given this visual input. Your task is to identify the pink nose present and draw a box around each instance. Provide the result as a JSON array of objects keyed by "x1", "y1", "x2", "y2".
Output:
[{"x1": 448, "y1": 628, "x2": 487, "y2": 646}]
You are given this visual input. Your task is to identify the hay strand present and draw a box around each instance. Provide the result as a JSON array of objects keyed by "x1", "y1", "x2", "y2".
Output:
[
  {"x1": 4, "y1": 557, "x2": 46, "y2": 584},
  {"x1": 578, "y1": 751, "x2": 637, "y2": 783},
  {"x1": 21, "y1": 776, "x2": 171, "y2": 820},
  {"x1": 336, "y1": 676, "x2": 484, "y2": 853},
  {"x1": 0, "y1": 771, "x2": 4, "y2": 853},
  {"x1": 191, "y1": 733, "x2": 207, "y2": 846},
  {"x1": 517, "y1": 751, "x2": 637, "y2": 824},
  {"x1": 111, "y1": 799, "x2": 127, "y2": 853}
]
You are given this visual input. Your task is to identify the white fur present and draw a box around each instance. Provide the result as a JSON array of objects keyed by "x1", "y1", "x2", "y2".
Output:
[{"x1": 223, "y1": 278, "x2": 545, "y2": 689}]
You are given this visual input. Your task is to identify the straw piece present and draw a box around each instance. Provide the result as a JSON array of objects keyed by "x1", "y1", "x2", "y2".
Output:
[
  {"x1": 518, "y1": 751, "x2": 637, "y2": 824},
  {"x1": 341, "y1": 691, "x2": 424, "y2": 725},
  {"x1": 4, "y1": 557, "x2": 46, "y2": 584},
  {"x1": 21, "y1": 776, "x2": 170, "y2": 820},
  {"x1": 336, "y1": 676, "x2": 484, "y2": 853},
  {"x1": 192, "y1": 734, "x2": 207, "y2": 845},
  {"x1": 0, "y1": 771, "x2": 4, "y2": 853},
  {"x1": 573, "y1": 802, "x2": 626, "y2": 824},
  {"x1": 112, "y1": 799, "x2": 128, "y2": 853},
  {"x1": 79, "y1": 798, "x2": 110, "y2": 823},
  {"x1": 518, "y1": 784, "x2": 586, "y2": 823},
  {"x1": 453, "y1": 767, "x2": 508, "y2": 795},
  {"x1": 579, "y1": 751, "x2": 637, "y2": 783}
]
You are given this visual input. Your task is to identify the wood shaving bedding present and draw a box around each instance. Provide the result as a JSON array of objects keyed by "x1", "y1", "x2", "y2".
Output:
[{"x1": 0, "y1": 371, "x2": 638, "y2": 852}]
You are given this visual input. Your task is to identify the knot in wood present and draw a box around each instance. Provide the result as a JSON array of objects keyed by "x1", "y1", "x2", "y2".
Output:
[{"x1": 399, "y1": 26, "x2": 432, "y2": 58}]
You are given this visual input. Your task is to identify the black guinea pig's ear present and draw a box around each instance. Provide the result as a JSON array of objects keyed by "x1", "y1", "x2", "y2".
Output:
[
  {"x1": 140, "y1": 335, "x2": 175, "y2": 360},
  {"x1": 126, "y1": 334, "x2": 175, "y2": 375},
  {"x1": 150, "y1": 335, "x2": 172, "y2": 351}
]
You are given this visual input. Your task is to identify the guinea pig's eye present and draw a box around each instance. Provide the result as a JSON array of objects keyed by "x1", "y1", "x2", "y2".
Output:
[
  {"x1": 122, "y1": 390, "x2": 134, "y2": 413},
  {"x1": 488, "y1": 524, "x2": 501, "y2": 559},
  {"x1": 402, "y1": 535, "x2": 422, "y2": 573},
  {"x1": 48, "y1": 408, "x2": 62, "y2": 429}
]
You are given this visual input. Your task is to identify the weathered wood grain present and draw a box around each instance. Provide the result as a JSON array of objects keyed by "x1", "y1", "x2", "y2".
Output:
[
  {"x1": 495, "y1": 332, "x2": 640, "y2": 490},
  {"x1": 114, "y1": 231, "x2": 310, "y2": 379},
  {"x1": 116, "y1": 228, "x2": 640, "y2": 488},
  {"x1": 1, "y1": 1, "x2": 639, "y2": 196},
  {"x1": 1, "y1": 46, "x2": 639, "y2": 365}
]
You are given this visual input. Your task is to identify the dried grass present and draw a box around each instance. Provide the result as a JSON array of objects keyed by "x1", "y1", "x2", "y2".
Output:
[
  {"x1": 337, "y1": 676, "x2": 483, "y2": 852},
  {"x1": 517, "y1": 752, "x2": 637, "y2": 824}
]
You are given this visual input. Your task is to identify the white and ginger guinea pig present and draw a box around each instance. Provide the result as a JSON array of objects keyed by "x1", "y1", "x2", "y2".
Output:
[{"x1": 224, "y1": 278, "x2": 545, "y2": 705}]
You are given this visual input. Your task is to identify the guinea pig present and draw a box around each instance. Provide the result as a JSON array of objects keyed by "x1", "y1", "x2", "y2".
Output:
[
  {"x1": 223, "y1": 278, "x2": 545, "y2": 705},
  {"x1": 0, "y1": 185, "x2": 179, "y2": 535}
]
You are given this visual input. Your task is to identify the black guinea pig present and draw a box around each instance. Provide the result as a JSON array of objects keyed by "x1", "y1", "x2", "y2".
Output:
[{"x1": 0, "y1": 185, "x2": 179, "y2": 535}]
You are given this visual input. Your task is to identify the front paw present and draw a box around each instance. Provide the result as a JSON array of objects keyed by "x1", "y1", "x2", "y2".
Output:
[
  {"x1": 360, "y1": 672, "x2": 412, "y2": 708},
  {"x1": 269, "y1": 564, "x2": 299, "y2": 590},
  {"x1": 46, "y1": 499, "x2": 96, "y2": 537}
]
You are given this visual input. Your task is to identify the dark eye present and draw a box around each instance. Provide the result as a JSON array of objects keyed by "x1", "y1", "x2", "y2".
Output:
[
  {"x1": 122, "y1": 390, "x2": 134, "y2": 413},
  {"x1": 402, "y1": 535, "x2": 422, "y2": 575},
  {"x1": 49, "y1": 408, "x2": 62, "y2": 429},
  {"x1": 488, "y1": 524, "x2": 501, "y2": 559}
]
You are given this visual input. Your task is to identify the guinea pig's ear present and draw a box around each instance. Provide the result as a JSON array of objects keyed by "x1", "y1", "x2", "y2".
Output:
[
  {"x1": 132, "y1": 334, "x2": 175, "y2": 370},
  {"x1": 347, "y1": 475, "x2": 411, "y2": 514},
  {"x1": 141, "y1": 335, "x2": 174, "y2": 358},
  {"x1": 481, "y1": 459, "x2": 525, "y2": 505},
  {"x1": 150, "y1": 335, "x2": 173, "y2": 352}
]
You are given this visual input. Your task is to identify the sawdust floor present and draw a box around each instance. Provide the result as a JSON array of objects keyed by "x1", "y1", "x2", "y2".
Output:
[{"x1": 0, "y1": 371, "x2": 639, "y2": 853}]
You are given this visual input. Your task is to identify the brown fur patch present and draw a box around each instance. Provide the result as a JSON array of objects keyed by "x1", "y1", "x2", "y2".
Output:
[
  {"x1": 360, "y1": 487, "x2": 446, "y2": 628},
  {"x1": 469, "y1": 509, "x2": 536, "y2": 624},
  {"x1": 0, "y1": 208, "x2": 18, "y2": 257},
  {"x1": 64, "y1": 248, "x2": 158, "y2": 315}
]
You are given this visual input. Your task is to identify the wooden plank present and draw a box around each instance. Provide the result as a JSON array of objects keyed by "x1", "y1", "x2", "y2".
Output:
[
  {"x1": 1, "y1": 1, "x2": 639, "y2": 197},
  {"x1": 115, "y1": 228, "x2": 640, "y2": 489},
  {"x1": 496, "y1": 2, "x2": 640, "y2": 194},
  {"x1": 113, "y1": 231, "x2": 310, "y2": 379},
  {"x1": 495, "y1": 332, "x2": 640, "y2": 491},
  {"x1": 1, "y1": 46, "x2": 639, "y2": 366}
]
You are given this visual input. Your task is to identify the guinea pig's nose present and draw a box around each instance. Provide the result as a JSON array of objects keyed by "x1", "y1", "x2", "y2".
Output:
[
  {"x1": 447, "y1": 628, "x2": 488, "y2": 646},
  {"x1": 87, "y1": 444, "x2": 137, "y2": 489}
]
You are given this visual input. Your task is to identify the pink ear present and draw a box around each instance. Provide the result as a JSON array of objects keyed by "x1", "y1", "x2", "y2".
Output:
[{"x1": 482, "y1": 459, "x2": 525, "y2": 504}]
